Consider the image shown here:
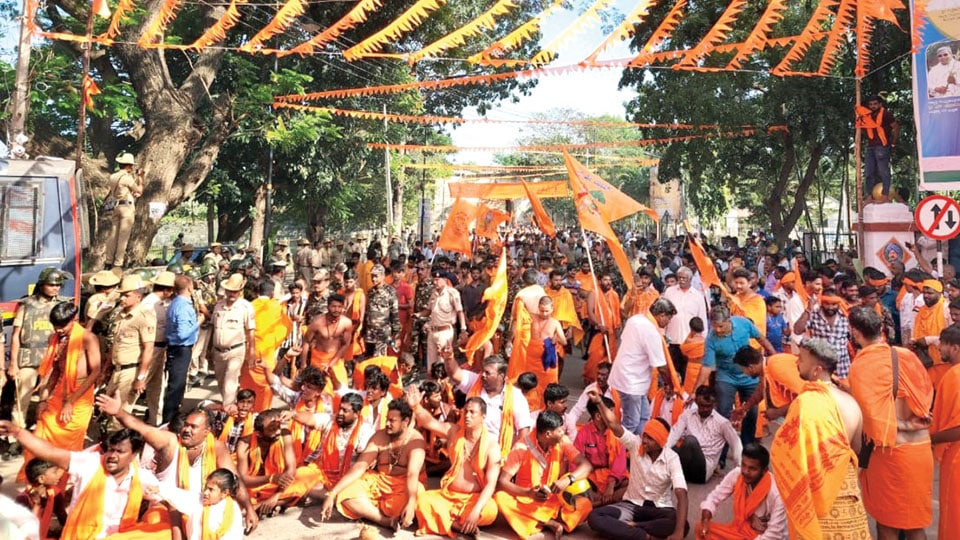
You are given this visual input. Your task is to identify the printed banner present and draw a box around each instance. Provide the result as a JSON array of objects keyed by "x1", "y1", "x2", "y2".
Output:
[{"x1": 913, "y1": 0, "x2": 960, "y2": 189}]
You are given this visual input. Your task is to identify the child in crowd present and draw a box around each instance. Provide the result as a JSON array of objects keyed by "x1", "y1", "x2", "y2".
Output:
[
  {"x1": 765, "y1": 296, "x2": 790, "y2": 353},
  {"x1": 154, "y1": 468, "x2": 245, "y2": 540},
  {"x1": 680, "y1": 316, "x2": 706, "y2": 394},
  {"x1": 15, "y1": 458, "x2": 67, "y2": 539}
]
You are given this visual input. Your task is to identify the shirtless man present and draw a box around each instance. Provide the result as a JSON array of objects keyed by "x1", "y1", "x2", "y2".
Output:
[
  {"x1": 511, "y1": 269, "x2": 548, "y2": 336},
  {"x1": 407, "y1": 389, "x2": 501, "y2": 537},
  {"x1": 769, "y1": 338, "x2": 869, "y2": 537},
  {"x1": 95, "y1": 391, "x2": 260, "y2": 532},
  {"x1": 341, "y1": 270, "x2": 365, "y2": 357},
  {"x1": 301, "y1": 293, "x2": 353, "y2": 386},
  {"x1": 320, "y1": 400, "x2": 426, "y2": 529},
  {"x1": 524, "y1": 296, "x2": 568, "y2": 410}
]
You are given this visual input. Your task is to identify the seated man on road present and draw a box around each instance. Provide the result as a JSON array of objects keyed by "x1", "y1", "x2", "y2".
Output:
[
  {"x1": 651, "y1": 378, "x2": 689, "y2": 427},
  {"x1": 494, "y1": 411, "x2": 594, "y2": 539},
  {"x1": 532, "y1": 383, "x2": 570, "y2": 426},
  {"x1": 697, "y1": 442, "x2": 787, "y2": 539},
  {"x1": 406, "y1": 389, "x2": 501, "y2": 537},
  {"x1": 574, "y1": 396, "x2": 628, "y2": 507},
  {"x1": 320, "y1": 400, "x2": 426, "y2": 530},
  {"x1": 665, "y1": 384, "x2": 742, "y2": 484},
  {"x1": 564, "y1": 361, "x2": 620, "y2": 437},
  {"x1": 731, "y1": 347, "x2": 806, "y2": 422},
  {"x1": 235, "y1": 408, "x2": 297, "y2": 517},
  {"x1": 586, "y1": 393, "x2": 689, "y2": 540}
]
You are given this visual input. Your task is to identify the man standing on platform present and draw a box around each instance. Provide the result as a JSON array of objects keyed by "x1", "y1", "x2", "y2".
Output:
[{"x1": 862, "y1": 95, "x2": 899, "y2": 203}]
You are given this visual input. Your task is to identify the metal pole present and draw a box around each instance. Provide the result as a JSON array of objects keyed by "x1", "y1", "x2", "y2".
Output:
[
  {"x1": 74, "y1": 8, "x2": 96, "y2": 172},
  {"x1": 9, "y1": 0, "x2": 32, "y2": 144},
  {"x1": 854, "y1": 77, "x2": 865, "y2": 262},
  {"x1": 262, "y1": 54, "x2": 277, "y2": 264},
  {"x1": 384, "y1": 104, "x2": 394, "y2": 233},
  {"x1": 580, "y1": 226, "x2": 612, "y2": 361},
  {"x1": 419, "y1": 150, "x2": 426, "y2": 244},
  {"x1": 937, "y1": 240, "x2": 944, "y2": 277}
]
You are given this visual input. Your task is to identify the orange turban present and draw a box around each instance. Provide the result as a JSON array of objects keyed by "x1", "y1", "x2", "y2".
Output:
[
  {"x1": 643, "y1": 420, "x2": 670, "y2": 448},
  {"x1": 922, "y1": 279, "x2": 943, "y2": 293}
]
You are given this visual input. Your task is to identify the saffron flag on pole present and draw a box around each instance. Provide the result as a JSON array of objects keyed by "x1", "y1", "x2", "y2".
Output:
[
  {"x1": 437, "y1": 198, "x2": 478, "y2": 257},
  {"x1": 561, "y1": 151, "x2": 658, "y2": 222},
  {"x1": 564, "y1": 150, "x2": 635, "y2": 291},
  {"x1": 475, "y1": 204, "x2": 511, "y2": 245},
  {"x1": 92, "y1": 0, "x2": 111, "y2": 17},
  {"x1": 521, "y1": 179, "x2": 557, "y2": 238},
  {"x1": 463, "y1": 248, "x2": 508, "y2": 359}
]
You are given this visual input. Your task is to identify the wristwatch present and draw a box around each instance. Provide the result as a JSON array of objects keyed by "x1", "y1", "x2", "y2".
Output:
[
  {"x1": 567, "y1": 473, "x2": 576, "y2": 484},
  {"x1": 136, "y1": 373, "x2": 146, "y2": 382}
]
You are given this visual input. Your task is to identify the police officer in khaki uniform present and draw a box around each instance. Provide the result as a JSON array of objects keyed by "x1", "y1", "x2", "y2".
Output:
[
  {"x1": 269, "y1": 260, "x2": 287, "y2": 301},
  {"x1": 295, "y1": 238, "x2": 313, "y2": 283},
  {"x1": 6, "y1": 268, "x2": 70, "y2": 443},
  {"x1": 143, "y1": 271, "x2": 176, "y2": 425},
  {"x1": 105, "y1": 274, "x2": 156, "y2": 429},
  {"x1": 104, "y1": 152, "x2": 144, "y2": 269},
  {"x1": 211, "y1": 273, "x2": 256, "y2": 405}
]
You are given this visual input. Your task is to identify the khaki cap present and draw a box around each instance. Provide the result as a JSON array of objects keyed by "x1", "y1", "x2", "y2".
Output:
[
  {"x1": 90, "y1": 270, "x2": 121, "y2": 287},
  {"x1": 118, "y1": 275, "x2": 146, "y2": 294},
  {"x1": 312, "y1": 268, "x2": 330, "y2": 281},
  {"x1": 298, "y1": 238, "x2": 310, "y2": 246},
  {"x1": 151, "y1": 271, "x2": 176, "y2": 288},
  {"x1": 222, "y1": 273, "x2": 246, "y2": 292}
]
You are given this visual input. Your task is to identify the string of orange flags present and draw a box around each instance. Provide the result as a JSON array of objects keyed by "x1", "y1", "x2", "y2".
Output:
[
  {"x1": 272, "y1": 102, "x2": 761, "y2": 132},
  {"x1": 448, "y1": 181, "x2": 570, "y2": 199},
  {"x1": 29, "y1": 0, "x2": 914, "y2": 83},
  {"x1": 401, "y1": 159, "x2": 661, "y2": 171},
  {"x1": 366, "y1": 127, "x2": 786, "y2": 153}
]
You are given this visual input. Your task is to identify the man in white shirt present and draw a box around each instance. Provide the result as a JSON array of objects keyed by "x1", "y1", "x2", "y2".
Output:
[
  {"x1": 585, "y1": 393, "x2": 689, "y2": 540},
  {"x1": 608, "y1": 298, "x2": 676, "y2": 435},
  {"x1": 564, "y1": 361, "x2": 619, "y2": 437},
  {"x1": 665, "y1": 384, "x2": 743, "y2": 484},
  {"x1": 698, "y1": 443, "x2": 787, "y2": 539},
  {"x1": 662, "y1": 267, "x2": 708, "y2": 377},
  {"x1": 446, "y1": 352, "x2": 532, "y2": 455},
  {"x1": 928, "y1": 45, "x2": 960, "y2": 98},
  {"x1": 775, "y1": 271, "x2": 807, "y2": 350}
]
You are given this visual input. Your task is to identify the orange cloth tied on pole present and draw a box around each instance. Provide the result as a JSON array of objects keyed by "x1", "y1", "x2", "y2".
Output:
[
  {"x1": 475, "y1": 205, "x2": 510, "y2": 246},
  {"x1": 437, "y1": 198, "x2": 478, "y2": 257},
  {"x1": 770, "y1": 382, "x2": 859, "y2": 539},
  {"x1": 564, "y1": 150, "x2": 635, "y2": 291},
  {"x1": 242, "y1": 297, "x2": 292, "y2": 411},
  {"x1": 521, "y1": 179, "x2": 557, "y2": 237},
  {"x1": 463, "y1": 249, "x2": 509, "y2": 359},
  {"x1": 856, "y1": 105, "x2": 888, "y2": 146}
]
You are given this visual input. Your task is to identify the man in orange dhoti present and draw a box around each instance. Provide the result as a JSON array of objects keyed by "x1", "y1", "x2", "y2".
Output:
[
  {"x1": 911, "y1": 279, "x2": 951, "y2": 386},
  {"x1": 495, "y1": 411, "x2": 594, "y2": 539},
  {"x1": 515, "y1": 296, "x2": 568, "y2": 411},
  {"x1": 546, "y1": 270, "x2": 584, "y2": 371},
  {"x1": 241, "y1": 282, "x2": 292, "y2": 411},
  {"x1": 340, "y1": 270, "x2": 366, "y2": 361},
  {"x1": 585, "y1": 273, "x2": 621, "y2": 384},
  {"x1": 848, "y1": 307, "x2": 934, "y2": 539},
  {"x1": 301, "y1": 294, "x2": 352, "y2": 390},
  {"x1": 621, "y1": 268, "x2": 660, "y2": 319},
  {"x1": 410, "y1": 393, "x2": 501, "y2": 537},
  {"x1": 680, "y1": 318, "x2": 706, "y2": 395},
  {"x1": 698, "y1": 443, "x2": 786, "y2": 539},
  {"x1": 732, "y1": 349, "x2": 806, "y2": 422},
  {"x1": 0, "y1": 421, "x2": 172, "y2": 540},
  {"x1": 236, "y1": 409, "x2": 298, "y2": 516},
  {"x1": 932, "y1": 325, "x2": 960, "y2": 540},
  {"x1": 21, "y1": 302, "x2": 101, "y2": 481},
  {"x1": 283, "y1": 393, "x2": 374, "y2": 504},
  {"x1": 770, "y1": 337, "x2": 869, "y2": 538},
  {"x1": 320, "y1": 400, "x2": 426, "y2": 530}
]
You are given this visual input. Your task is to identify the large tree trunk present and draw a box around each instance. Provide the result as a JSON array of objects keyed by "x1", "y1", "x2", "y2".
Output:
[
  {"x1": 83, "y1": 0, "x2": 232, "y2": 268},
  {"x1": 249, "y1": 183, "x2": 266, "y2": 251},
  {"x1": 766, "y1": 130, "x2": 824, "y2": 245}
]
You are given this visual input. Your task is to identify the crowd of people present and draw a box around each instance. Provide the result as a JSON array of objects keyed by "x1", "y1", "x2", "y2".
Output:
[{"x1": 0, "y1": 225, "x2": 956, "y2": 540}]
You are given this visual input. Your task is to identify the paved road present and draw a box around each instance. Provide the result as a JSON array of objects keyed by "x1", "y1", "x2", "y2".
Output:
[{"x1": 0, "y1": 350, "x2": 940, "y2": 539}]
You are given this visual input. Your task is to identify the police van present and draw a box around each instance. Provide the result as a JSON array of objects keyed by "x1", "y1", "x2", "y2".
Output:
[{"x1": 0, "y1": 158, "x2": 85, "y2": 320}]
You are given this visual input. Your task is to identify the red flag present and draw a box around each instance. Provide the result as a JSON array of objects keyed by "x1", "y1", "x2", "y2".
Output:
[
  {"x1": 562, "y1": 151, "x2": 658, "y2": 222},
  {"x1": 437, "y1": 198, "x2": 477, "y2": 257},
  {"x1": 521, "y1": 179, "x2": 557, "y2": 238},
  {"x1": 463, "y1": 248, "x2": 508, "y2": 358},
  {"x1": 565, "y1": 150, "x2": 635, "y2": 291}
]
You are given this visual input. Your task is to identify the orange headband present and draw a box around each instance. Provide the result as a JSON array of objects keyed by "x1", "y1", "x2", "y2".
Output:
[
  {"x1": 781, "y1": 271, "x2": 796, "y2": 283},
  {"x1": 820, "y1": 294, "x2": 843, "y2": 305},
  {"x1": 867, "y1": 277, "x2": 890, "y2": 287},
  {"x1": 643, "y1": 420, "x2": 670, "y2": 448},
  {"x1": 903, "y1": 278, "x2": 918, "y2": 288},
  {"x1": 923, "y1": 279, "x2": 943, "y2": 293}
]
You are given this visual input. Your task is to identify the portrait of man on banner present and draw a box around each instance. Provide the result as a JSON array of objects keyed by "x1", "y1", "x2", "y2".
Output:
[{"x1": 926, "y1": 42, "x2": 960, "y2": 99}]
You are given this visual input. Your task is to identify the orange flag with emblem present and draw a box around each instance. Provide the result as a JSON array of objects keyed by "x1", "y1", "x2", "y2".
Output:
[
  {"x1": 463, "y1": 249, "x2": 508, "y2": 358},
  {"x1": 476, "y1": 204, "x2": 511, "y2": 244},
  {"x1": 564, "y1": 150, "x2": 634, "y2": 291},
  {"x1": 437, "y1": 198, "x2": 478, "y2": 257},
  {"x1": 561, "y1": 151, "x2": 658, "y2": 222},
  {"x1": 521, "y1": 179, "x2": 557, "y2": 238}
]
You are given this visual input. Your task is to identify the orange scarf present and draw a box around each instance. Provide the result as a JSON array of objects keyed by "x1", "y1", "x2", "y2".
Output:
[
  {"x1": 468, "y1": 377, "x2": 516, "y2": 459},
  {"x1": 38, "y1": 323, "x2": 86, "y2": 394},
  {"x1": 914, "y1": 297, "x2": 946, "y2": 365},
  {"x1": 179, "y1": 433, "x2": 218, "y2": 491},
  {"x1": 61, "y1": 461, "x2": 143, "y2": 540},
  {"x1": 219, "y1": 414, "x2": 254, "y2": 446},
  {"x1": 201, "y1": 497, "x2": 236, "y2": 540},
  {"x1": 320, "y1": 420, "x2": 362, "y2": 480},
  {"x1": 733, "y1": 471, "x2": 772, "y2": 531},
  {"x1": 249, "y1": 433, "x2": 287, "y2": 476},
  {"x1": 679, "y1": 339, "x2": 705, "y2": 361},
  {"x1": 863, "y1": 106, "x2": 889, "y2": 145},
  {"x1": 291, "y1": 399, "x2": 324, "y2": 463},
  {"x1": 360, "y1": 398, "x2": 390, "y2": 430},
  {"x1": 651, "y1": 389, "x2": 684, "y2": 426},
  {"x1": 523, "y1": 430, "x2": 562, "y2": 487},
  {"x1": 441, "y1": 428, "x2": 490, "y2": 491}
]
